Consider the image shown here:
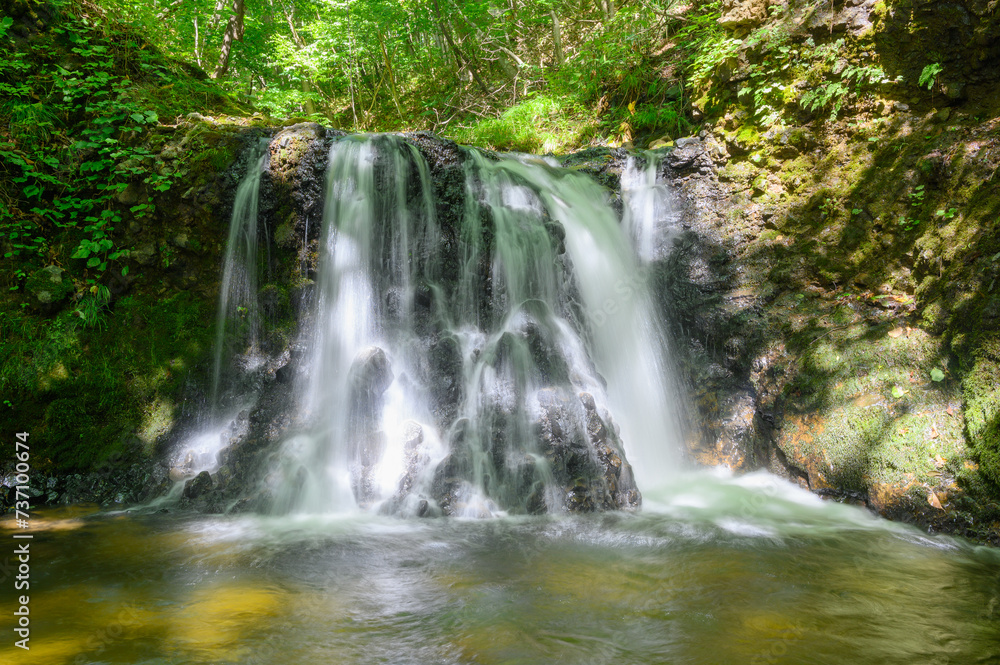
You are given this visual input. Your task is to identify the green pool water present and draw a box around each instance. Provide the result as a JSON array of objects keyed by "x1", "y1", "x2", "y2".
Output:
[{"x1": 3, "y1": 471, "x2": 999, "y2": 665}]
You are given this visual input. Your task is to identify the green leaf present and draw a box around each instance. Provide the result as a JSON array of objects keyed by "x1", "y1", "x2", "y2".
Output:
[
  {"x1": 87, "y1": 257, "x2": 101, "y2": 268},
  {"x1": 930, "y1": 368, "x2": 945, "y2": 382},
  {"x1": 891, "y1": 385, "x2": 907, "y2": 399}
]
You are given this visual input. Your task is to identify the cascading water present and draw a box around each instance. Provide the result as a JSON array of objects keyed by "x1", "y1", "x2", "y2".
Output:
[
  {"x1": 265, "y1": 136, "x2": 684, "y2": 516},
  {"x1": 211, "y1": 138, "x2": 271, "y2": 409},
  {"x1": 270, "y1": 135, "x2": 444, "y2": 515},
  {"x1": 167, "y1": 139, "x2": 270, "y2": 486},
  {"x1": 25, "y1": 137, "x2": 1000, "y2": 665},
  {"x1": 621, "y1": 151, "x2": 681, "y2": 263},
  {"x1": 469, "y1": 153, "x2": 685, "y2": 492}
]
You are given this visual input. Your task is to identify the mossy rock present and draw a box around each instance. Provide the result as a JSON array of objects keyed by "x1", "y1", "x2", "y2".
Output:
[
  {"x1": 25, "y1": 265, "x2": 73, "y2": 309},
  {"x1": 963, "y1": 335, "x2": 1000, "y2": 486}
]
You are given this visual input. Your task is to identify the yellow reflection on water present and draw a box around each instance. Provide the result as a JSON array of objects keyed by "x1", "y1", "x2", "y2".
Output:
[
  {"x1": 164, "y1": 582, "x2": 285, "y2": 662},
  {"x1": 0, "y1": 503, "x2": 101, "y2": 532},
  {"x1": 0, "y1": 637, "x2": 93, "y2": 665}
]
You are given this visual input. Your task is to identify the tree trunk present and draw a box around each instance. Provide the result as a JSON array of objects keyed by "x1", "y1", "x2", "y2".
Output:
[
  {"x1": 193, "y1": 16, "x2": 202, "y2": 68},
  {"x1": 432, "y1": 0, "x2": 489, "y2": 93},
  {"x1": 210, "y1": 0, "x2": 227, "y2": 29},
  {"x1": 213, "y1": 0, "x2": 247, "y2": 79},
  {"x1": 379, "y1": 32, "x2": 404, "y2": 119},
  {"x1": 550, "y1": 10, "x2": 564, "y2": 67}
]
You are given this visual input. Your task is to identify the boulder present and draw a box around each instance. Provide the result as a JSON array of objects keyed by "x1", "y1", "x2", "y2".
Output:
[
  {"x1": 25, "y1": 265, "x2": 73, "y2": 309},
  {"x1": 183, "y1": 470, "x2": 213, "y2": 499},
  {"x1": 349, "y1": 346, "x2": 393, "y2": 402}
]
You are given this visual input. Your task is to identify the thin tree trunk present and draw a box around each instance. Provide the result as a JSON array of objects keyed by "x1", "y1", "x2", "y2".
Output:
[
  {"x1": 193, "y1": 16, "x2": 202, "y2": 68},
  {"x1": 550, "y1": 10, "x2": 564, "y2": 66},
  {"x1": 379, "y1": 32, "x2": 404, "y2": 119},
  {"x1": 432, "y1": 0, "x2": 488, "y2": 93},
  {"x1": 210, "y1": 0, "x2": 227, "y2": 29},
  {"x1": 213, "y1": 0, "x2": 246, "y2": 79}
]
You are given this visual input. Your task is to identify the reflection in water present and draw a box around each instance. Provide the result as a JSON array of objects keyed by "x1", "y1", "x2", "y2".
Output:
[{"x1": 2, "y1": 472, "x2": 999, "y2": 665}]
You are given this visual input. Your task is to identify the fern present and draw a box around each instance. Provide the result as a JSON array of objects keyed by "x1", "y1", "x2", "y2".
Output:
[{"x1": 918, "y1": 63, "x2": 943, "y2": 90}]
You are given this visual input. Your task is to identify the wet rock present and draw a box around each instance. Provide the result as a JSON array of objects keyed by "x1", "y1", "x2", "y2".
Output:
[
  {"x1": 275, "y1": 363, "x2": 294, "y2": 384},
  {"x1": 168, "y1": 467, "x2": 191, "y2": 483},
  {"x1": 532, "y1": 388, "x2": 641, "y2": 512},
  {"x1": 387, "y1": 420, "x2": 433, "y2": 510},
  {"x1": 350, "y1": 346, "x2": 393, "y2": 400},
  {"x1": 183, "y1": 471, "x2": 213, "y2": 499},
  {"x1": 430, "y1": 452, "x2": 473, "y2": 516},
  {"x1": 403, "y1": 420, "x2": 424, "y2": 451},
  {"x1": 428, "y1": 335, "x2": 463, "y2": 426},
  {"x1": 351, "y1": 431, "x2": 387, "y2": 507}
]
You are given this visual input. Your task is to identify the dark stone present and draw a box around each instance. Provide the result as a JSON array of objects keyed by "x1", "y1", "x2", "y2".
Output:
[
  {"x1": 183, "y1": 471, "x2": 213, "y2": 499},
  {"x1": 275, "y1": 363, "x2": 293, "y2": 383},
  {"x1": 349, "y1": 346, "x2": 393, "y2": 405}
]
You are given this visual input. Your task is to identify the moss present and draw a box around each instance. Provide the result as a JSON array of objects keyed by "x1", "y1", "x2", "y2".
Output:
[
  {"x1": 0, "y1": 289, "x2": 214, "y2": 474},
  {"x1": 735, "y1": 124, "x2": 761, "y2": 146},
  {"x1": 778, "y1": 312, "x2": 967, "y2": 492},
  {"x1": 963, "y1": 336, "x2": 1000, "y2": 486}
]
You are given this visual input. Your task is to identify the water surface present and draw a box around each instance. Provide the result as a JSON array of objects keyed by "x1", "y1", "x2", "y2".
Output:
[{"x1": 3, "y1": 471, "x2": 999, "y2": 665}]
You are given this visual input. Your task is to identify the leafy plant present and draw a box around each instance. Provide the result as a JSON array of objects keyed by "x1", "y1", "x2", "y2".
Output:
[
  {"x1": 919, "y1": 63, "x2": 943, "y2": 90},
  {"x1": 73, "y1": 285, "x2": 113, "y2": 329}
]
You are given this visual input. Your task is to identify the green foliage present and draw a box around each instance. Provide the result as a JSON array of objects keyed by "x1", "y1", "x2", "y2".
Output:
[
  {"x1": 453, "y1": 95, "x2": 570, "y2": 152},
  {"x1": 918, "y1": 62, "x2": 943, "y2": 90},
  {"x1": 0, "y1": 289, "x2": 214, "y2": 472},
  {"x1": 73, "y1": 285, "x2": 112, "y2": 329},
  {"x1": 0, "y1": 0, "x2": 236, "y2": 294},
  {"x1": 799, "y1": 50, "x2": 892, "y2": 120},
  {"x1": 678, "y1": 2, "x2": 736, "y2": 90}
]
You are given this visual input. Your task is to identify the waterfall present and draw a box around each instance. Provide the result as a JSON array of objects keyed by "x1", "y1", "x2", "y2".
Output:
[
  {"x1": 211, "y1": 139, "x2": 270, "y2": 409},
  {"x1": 270, "y1": 135, "x2": 444, "y2": 514},
  {"x1": 471, "y1": 154, "x2": 684, "y2": 492},
  {"x1": 621, "y1": 152, "x2": 680, "y2": 263},
  {"x1": 260, "y1": 136, "x2": 684, "y2": 516},
  {"x1": 165, "y1": 139, "x2": 269, "y2": 487}
]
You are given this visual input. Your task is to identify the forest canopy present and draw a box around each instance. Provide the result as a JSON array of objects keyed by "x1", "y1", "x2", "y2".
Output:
[{"x1": 92, "y1": 0, "x2": 698, "y2": 148}]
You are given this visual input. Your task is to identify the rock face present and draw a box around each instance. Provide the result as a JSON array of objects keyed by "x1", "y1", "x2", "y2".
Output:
[
  {"x1": 536, "y1": 390, "x2": 640, "y2": 512},
  {"x1": 718, "y1": 0, "x2": 769, "y2": 31},
  {"x1": 183, "y1": 471, "x2": 213, "y2": 499}
]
